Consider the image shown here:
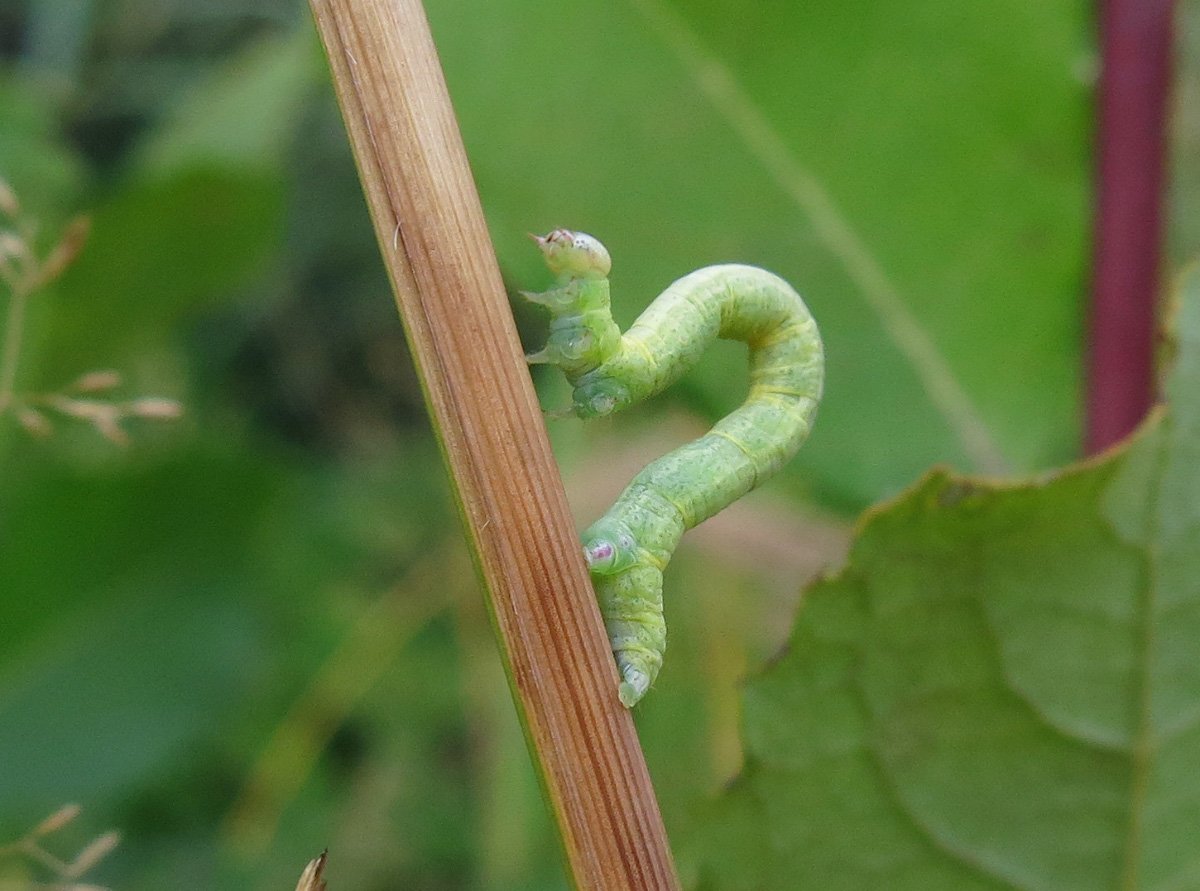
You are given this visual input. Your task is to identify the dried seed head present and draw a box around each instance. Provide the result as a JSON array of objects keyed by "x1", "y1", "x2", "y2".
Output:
[
  {"x1": 71, "y1": 370, "x2": 123, "y2": 393},
  {"x1": 0, "y1": 230, "x2": 27, "y2": 262},
  {"x1": 127, "y1": 397, "x2": 184, "y2": 420},
  {"x1": 37, "y1": 215, "x2": 91, "y2": 287},
  {"x1": 0, "y1": 178, "x2": 19, "y2": 218},
  {"x1": 52, "y1": 397, "x2": 117, "y2": 423},
  {"x1": 32, "y1": 803, "x2": 82, "y2": 837},
  {"x1": 65, "y1": 830, "x2": 120, "y2": 878},
  {"x1": 295, "y1": 851, "x2": 328, "y2": 891},
  {"x1": 17, "y1": 406, "x2": 53, "y2": 438},
  {"x1": 94, "y1": 415, "x2": 130, "y2": 446}
]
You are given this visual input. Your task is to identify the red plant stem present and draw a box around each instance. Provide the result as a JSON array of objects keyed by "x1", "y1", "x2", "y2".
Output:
[{"x1": 1087, "y1": 0, "x2": 1176, "y2": 454}]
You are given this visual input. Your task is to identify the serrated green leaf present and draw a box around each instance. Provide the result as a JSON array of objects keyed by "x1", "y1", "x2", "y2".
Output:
[{"x1": 695, "y1": 265, "x2": 1200, "y2": 889}]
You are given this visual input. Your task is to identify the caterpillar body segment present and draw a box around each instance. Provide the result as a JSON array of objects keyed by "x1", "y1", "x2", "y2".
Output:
[{"x1": 524, "y1": 229, "x2": 824, "y2": 706}]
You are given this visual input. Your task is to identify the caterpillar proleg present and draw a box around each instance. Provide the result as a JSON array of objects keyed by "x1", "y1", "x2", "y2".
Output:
[{"x1": 524, "y1": 230, "x2": 824, "y2": 706}]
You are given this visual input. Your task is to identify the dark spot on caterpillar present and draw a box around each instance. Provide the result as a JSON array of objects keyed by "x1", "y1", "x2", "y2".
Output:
[{"x1": 588, "y1": 541, "x2": 614, "y2": 562}]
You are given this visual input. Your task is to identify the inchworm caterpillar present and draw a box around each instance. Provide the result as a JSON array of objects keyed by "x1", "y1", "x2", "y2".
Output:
[{"x1": 524, "y1": 230, "x2": 824, "y2": 706}]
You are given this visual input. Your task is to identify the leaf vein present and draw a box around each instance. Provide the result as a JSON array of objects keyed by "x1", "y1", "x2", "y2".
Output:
[{"x1": 627, "y1": 0, "x2": 1010, "y2": 475}]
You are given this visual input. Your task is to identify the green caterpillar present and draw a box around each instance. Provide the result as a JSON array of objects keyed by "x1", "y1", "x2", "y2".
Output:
[{"x1": 524, "y1": 230, "x2": 824, "y2": 707}]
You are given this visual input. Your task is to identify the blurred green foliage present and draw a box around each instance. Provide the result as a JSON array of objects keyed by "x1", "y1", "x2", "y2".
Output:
[{"x1": 0, "y1": 0, "x2": 1188, "y2": 888}]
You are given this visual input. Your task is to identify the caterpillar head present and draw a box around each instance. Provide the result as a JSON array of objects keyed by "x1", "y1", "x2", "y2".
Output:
[
  {"x1": 581, "y1": 518, "x2": 640, "y2": 576},
  {"x1": 533, "y1": 229, "x2": 612, "y2": 279}
]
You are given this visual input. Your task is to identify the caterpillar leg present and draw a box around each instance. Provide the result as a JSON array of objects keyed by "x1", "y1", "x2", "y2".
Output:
[
  {"x1": 518, "y1": 289, "x2": 553, "y2": 307},
  {"x1": 615, "y1": 650, "x2": 658, "y2": 707},
  {"x1": 597, "y1": 568, "x2": 666, "y2": 708},
  {"x1": 585, "y1": 524, "x2": 666, "y2": 707}
]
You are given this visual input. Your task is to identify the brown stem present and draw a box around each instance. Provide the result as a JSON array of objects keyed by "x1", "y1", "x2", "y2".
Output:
[{"x1": 306, "y1": 0, "x2": 679, "y2": 887}]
